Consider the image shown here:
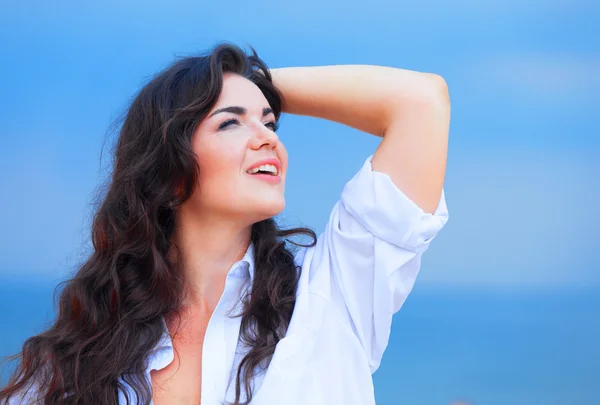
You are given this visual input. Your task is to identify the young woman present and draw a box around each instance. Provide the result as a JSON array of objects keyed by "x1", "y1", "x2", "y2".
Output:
[{"x1": 1, "y1": 43, "x2": 450, "y2": 405}]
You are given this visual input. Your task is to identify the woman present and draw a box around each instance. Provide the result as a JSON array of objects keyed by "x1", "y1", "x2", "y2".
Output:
[{"x1": 1, "y1": 43, "x2": 450, "y2": 405}]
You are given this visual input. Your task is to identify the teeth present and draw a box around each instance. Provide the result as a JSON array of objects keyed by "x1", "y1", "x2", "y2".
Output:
[{"x1": 248, "y1": 164, "x2": 278, "y2": 175}]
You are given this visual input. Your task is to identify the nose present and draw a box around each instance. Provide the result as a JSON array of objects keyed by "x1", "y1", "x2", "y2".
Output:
[{"x1": 249, "y1": 121, "x2": 279, "y2": 150}]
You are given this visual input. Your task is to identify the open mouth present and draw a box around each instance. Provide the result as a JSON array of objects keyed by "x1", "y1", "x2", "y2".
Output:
[{"x1": 246, "y1": 164, "x2": 279, "y2": 176}]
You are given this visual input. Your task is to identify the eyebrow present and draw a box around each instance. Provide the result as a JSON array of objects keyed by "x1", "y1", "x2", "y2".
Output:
[{"x1": 209, "y1": 106, "x2": 274, "y2": 118}]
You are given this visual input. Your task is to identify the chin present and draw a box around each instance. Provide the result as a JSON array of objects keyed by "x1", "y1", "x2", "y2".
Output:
[
  {"x1": 264, "y1": 200, "x2": 286, "y2": 217},
  {"x1": 253, "y1": 198, "x2": 285, "y2": 220}
]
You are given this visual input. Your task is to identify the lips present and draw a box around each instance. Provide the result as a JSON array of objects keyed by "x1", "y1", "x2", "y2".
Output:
[
  {"x1": 246, "y1": 158, "x2": 281, "y2": 176},
  {"x1": 246, "y1": 158, "x2": 282, "y2": 184}
]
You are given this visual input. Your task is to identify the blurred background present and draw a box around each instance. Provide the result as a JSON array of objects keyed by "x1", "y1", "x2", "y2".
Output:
[{"x1": 1, "y1": 0, "x2": 599, "y2": 404}]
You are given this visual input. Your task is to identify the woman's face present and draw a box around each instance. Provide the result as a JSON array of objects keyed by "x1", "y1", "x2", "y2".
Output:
[{"x1": 189, "y1": 73, "x2": 287, "y2": 223}]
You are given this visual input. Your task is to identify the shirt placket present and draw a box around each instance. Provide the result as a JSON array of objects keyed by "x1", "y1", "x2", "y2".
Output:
[{"x1": 200, "y1": 265, "x2": 247, "y2": 404}]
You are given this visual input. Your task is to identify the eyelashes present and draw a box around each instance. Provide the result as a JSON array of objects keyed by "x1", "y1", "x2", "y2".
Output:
[
  {"x1": 217, "y1": 119, "x2": 239, "y2": 130},
  {"x1": 266, "y1": 121, "x2": 280, "y2": 132},
  {"x1": 218, "y1": 118, "x2": 279, "y2": 132}
]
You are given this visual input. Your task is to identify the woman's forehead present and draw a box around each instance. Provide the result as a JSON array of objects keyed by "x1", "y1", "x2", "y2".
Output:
[{"x1": 214, "y1": 74, "x2": 270, "y2": 111}]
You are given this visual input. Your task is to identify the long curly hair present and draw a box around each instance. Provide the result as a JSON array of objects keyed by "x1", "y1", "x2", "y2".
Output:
[{"x1": 0, "y1": 43, "x2": 316, "y2": 405}]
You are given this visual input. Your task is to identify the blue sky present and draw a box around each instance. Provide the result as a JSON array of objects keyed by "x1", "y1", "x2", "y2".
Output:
[{"x1": 0, "y1": 0, "x2": 598, "y2": 288}]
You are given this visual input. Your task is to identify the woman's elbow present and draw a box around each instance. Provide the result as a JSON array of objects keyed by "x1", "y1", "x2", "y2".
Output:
[{"x1": 424, "y1": 73, "x2": 450, "y2": 106}]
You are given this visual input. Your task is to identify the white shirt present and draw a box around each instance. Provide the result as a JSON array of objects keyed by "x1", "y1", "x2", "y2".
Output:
[{"x1": 12, "y1": 155, "x2": 449, "y2": 405}]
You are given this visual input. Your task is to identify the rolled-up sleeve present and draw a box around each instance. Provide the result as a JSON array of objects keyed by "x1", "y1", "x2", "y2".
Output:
[{"x1": 322, "y1": 155, "x2": 449, "y2": 372}]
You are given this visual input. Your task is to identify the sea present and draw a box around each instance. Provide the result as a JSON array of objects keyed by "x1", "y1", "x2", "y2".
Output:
[{"x1": 1, "y1": 280, "x2": 598, "y2": 405}]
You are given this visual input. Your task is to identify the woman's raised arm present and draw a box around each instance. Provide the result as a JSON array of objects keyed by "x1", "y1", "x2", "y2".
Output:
[{"x1": 270, "y1": 65, "x2": 450, "y2": 213}]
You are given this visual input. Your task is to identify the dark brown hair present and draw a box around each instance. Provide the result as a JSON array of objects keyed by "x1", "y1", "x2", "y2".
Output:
[{"x1": 0, "y1": 42, "x2": 316, "y2": 405}]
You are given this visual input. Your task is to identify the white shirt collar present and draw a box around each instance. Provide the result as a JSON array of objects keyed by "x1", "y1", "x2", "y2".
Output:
[
  {"x1": 227, "y1": 241, "x2": 255, "y2": 282},
  {"x1": 148, "y1": 242, "x2": 255, "y2": 371}
]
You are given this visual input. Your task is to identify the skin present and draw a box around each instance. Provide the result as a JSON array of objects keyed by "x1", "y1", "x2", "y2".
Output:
[
  {"x1": 153, "y1": 64, "x2": 450, "y2": 405},
  {"x1": 153, "y1": 73, "x2": 287, "y2": 405},
  {"x1": 269, "y1": 66, "x2": 449, "y2": 214}
]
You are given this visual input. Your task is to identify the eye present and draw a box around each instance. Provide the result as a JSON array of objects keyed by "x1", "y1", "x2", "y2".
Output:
[
  {"x1": 218, "y1": 119, "x2": 240, "y2": 130},
  {"x1": 265, "y1": 121, "x2": 279, "y2": 132}
]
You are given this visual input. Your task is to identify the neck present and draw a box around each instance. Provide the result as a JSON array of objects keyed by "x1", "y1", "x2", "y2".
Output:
[{"x1": 169, "y1": 208, "x2": 252, "y2": 309}]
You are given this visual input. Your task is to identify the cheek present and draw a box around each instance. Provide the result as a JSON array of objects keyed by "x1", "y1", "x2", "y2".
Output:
[{"x1": 195, "y1": 141, "x2": 245, "y2": 202}]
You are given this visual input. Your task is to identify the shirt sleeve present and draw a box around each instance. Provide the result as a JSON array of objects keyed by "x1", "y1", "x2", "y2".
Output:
[{"x1": 321, "y1": 155, "x2": 449, "y2": 373}]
